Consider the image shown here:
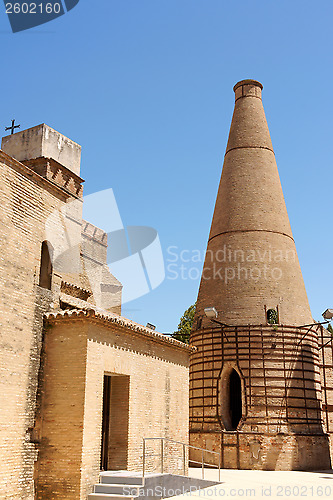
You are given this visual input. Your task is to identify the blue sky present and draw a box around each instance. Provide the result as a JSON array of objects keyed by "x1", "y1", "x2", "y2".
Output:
[{"x1": 1, "y1": 1, "x2": 332, "y2": 332}]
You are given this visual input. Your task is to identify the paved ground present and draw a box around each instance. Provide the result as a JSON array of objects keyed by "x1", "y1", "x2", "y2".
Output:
[{"x1": 169, "y1": 467, "x2": 333, "y2": 500}]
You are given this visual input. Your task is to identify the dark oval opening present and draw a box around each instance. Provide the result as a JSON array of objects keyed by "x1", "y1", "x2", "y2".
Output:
[
  {"x1": 229, "y1": 369, "x2": 242, "y2": 430},
  {"x1": 39, "y1": 241, "x2": 53, "y2": 290}
]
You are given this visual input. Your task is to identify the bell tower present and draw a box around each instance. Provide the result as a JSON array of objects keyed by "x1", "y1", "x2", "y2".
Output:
[{"x1": 189, "y1": 80, "x2": 331, "y2": 470}]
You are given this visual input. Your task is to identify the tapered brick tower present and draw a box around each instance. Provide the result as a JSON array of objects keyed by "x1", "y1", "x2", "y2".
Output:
[{"x1": 190, "y1": 80, "x2": 331, "y2": 470}]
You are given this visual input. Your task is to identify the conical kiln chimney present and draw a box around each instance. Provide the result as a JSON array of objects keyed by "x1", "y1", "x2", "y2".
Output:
[{"x1": 189, "y1": 80, "x2": 331, "y2": 470}]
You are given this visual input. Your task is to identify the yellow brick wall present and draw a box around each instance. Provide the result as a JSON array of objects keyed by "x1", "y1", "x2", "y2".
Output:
[
  {"x1": 36, "y1": 318, "x2": 190, "y2": 500},
  {"x1": 0, "y1": 150, "x2": 125, "y2": 498},
  {"x1": 0, "y1": 153, "x2": 80, "y2": 499},
  {"x1": 35, "y1": 322, "x2": 88, "y2": 499}
]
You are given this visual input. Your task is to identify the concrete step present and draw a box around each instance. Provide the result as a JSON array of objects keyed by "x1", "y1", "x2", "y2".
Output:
[
  {"x1": 94, "y1": 484, "x2": 141, "y2": 495},
  {"x1": 100, "y1": 475, "x2": 144, "y2": 486}
]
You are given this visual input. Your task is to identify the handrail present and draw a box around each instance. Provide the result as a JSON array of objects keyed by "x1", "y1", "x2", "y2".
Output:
[{"x1": 142, "y1": 437, "x2": 220, "y2": 481}]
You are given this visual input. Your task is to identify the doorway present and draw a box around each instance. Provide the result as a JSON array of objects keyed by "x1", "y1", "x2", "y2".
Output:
[
  {"x1": 229, "y1": 369, "x2": 242, "y2": 430},
  {"x1": 100, "y1": 374, "x2": 130, "y2": 471},
  {"x1": 219, "y1": 366, "x2": 243, "y2": 431}
]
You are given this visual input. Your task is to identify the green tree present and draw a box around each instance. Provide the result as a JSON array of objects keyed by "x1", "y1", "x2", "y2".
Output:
[
  {"x1": 328, "y1": 324, "x2": 333, "y2": 335},
  {"x1": 172, "y1": 304, "x2": 196, "y2": 344}
]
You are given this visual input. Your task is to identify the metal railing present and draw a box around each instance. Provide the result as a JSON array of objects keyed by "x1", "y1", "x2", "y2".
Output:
[{"x1": 142, "y1": 437, "x2": 221, "y2": 481}]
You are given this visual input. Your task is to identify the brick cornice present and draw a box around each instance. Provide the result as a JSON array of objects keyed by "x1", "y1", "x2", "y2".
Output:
[
  {"x1": 23, "y1": 157, "x2": 84, "y2": 198},
  {"x1": 45, "y1": 309, "x2": 195, "y2": 352},
  {"x1": 0, "y1": 149, "x2": 83, "y2": 201}
]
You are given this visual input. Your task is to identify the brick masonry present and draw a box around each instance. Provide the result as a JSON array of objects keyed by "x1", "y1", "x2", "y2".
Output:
[
  {"x1": 0, "y1": 127, "x2": 191, "y2": 499},
  {"x1": 35, "y1": 312, "x2": 190, "y2": 499},
  {"x1": 0, "y1": 149, "x2": 76, "y2": 499},
  {"x1": 190, "y1": 324, "x2": 332, "y2": 470},
  {"x1": 190, "y1": 80, "x2": 333, "y2": 470},
  {"x1": 194, "y1": 80, "x2": 313, "y2": 329}
]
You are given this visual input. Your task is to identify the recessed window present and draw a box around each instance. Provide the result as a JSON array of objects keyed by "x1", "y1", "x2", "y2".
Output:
[
  {"x1": 39, "y1": 241, "x2": 53, "y2": 290},
  {"x1": 267, "y1": 308, "x2": 279, "y2": 325}
]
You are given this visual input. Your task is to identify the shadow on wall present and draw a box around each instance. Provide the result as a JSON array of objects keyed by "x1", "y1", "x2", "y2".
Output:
[
  {"x1": 248, "y1": 344, "x2": 331, "y2": 471},
  {"x1": 261, "y1": 345, "x2": 331, "y2": 471},
  {"x1": 287, "y1": 345, "x2": 330, "y2": 470},
  {"x1": 259, "y1": 434, "x2": 285, "y2": 471},
  {"x1": 286, "y1": 345, "x2": 322, "y2": 434}
]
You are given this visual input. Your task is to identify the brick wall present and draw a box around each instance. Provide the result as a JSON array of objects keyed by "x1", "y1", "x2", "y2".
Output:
[
  {"x1": 319, "y1": 326, "x2": 333, "y2": 461},
  {"x1": 35, "y1": 316, "x2": 190, "y2": 500},
  {"x1": 190, "y1": 431, "x2": 331, "y2": 471},
  {"x1": 0, "y1": 148, "x2": 124, "y2": 498},
  {"x1": 0, "y1": 152, "x2": 78, "y2": 499},
  {"x1": 190, "y1": 324, "x2": 331, "y2": 470}
]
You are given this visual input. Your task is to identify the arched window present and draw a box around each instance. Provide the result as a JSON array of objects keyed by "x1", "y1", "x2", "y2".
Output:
[
  {"x1": 267, "y1": 308, "x2": 279, "y2": 325},
  {"x1": 219, "y1": 367, "x2": 243, "y2": 431},
  {"x1": 39, "y1": 241, "x2": 53, "y2": 290}
]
